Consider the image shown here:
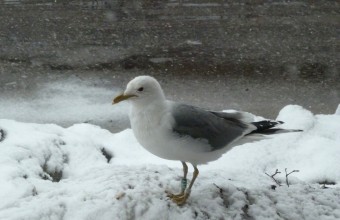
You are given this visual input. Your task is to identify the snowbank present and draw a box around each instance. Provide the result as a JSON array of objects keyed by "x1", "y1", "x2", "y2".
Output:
[
  {"x1": 0, "y1": 78, "x2": 129, "y2": 131},
  {"x1": 0, "y1": 105, "x2": 339, "y2": 220}
]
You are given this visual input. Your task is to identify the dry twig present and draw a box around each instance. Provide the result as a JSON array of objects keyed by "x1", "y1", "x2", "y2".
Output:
[
  {"x1": 265, "y1": 169, "x2": 282, "y2": 186},
  {"x1": 285, "y1": 168, "x2": 299, "y2": 187}
]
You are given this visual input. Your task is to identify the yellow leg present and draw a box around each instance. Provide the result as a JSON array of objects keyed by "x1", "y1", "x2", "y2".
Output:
[
  {"x1": 172, "y1": 165, "x2": 199, "y2": 205},
  {"x1": 167, "y1": 161, "x2": 188, "y2": 199}
]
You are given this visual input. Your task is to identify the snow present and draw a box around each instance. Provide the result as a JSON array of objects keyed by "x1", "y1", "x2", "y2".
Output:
[
  {"x1": 336, "y1": 104, "x2": 340, "y2": 115},
  {"x1": 0, "y1": 78, "x2": 129, "y2": 131},
  {"x1": 0, "y1": 105, "x2": 339, "y2": 220},
  {"x1": 186, "y1": 40, "x2": 202, "y2": 45}
]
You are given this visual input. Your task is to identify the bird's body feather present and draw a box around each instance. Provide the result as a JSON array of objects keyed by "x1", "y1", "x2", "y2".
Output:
[
  {"x1": 129, "y1": 99, "x2": 284, "y2": 165},
  {"x1": 116, "y1": 75, "x2": 301, "y2": 164},
  {"x1": 113, "y1": 75, "x2": 303, "y2": 205}
]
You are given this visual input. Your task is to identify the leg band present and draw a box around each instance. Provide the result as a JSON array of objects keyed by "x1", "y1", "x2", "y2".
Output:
[{"x1": 181, "y1": 178, "x2": 187, "y2": 191}]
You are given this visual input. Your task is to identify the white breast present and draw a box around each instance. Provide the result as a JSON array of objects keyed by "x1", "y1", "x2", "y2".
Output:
[{"x1": 129, "y1": 101, "x2": 178, "y2": 160}]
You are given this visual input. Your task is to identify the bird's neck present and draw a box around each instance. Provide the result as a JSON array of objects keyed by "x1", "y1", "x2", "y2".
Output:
[
  {"x1": 130, "y1": 98, "x2": 167, "y2": 115},
  {"x1": 129, "y1": 99, "x2": 169, "y2": 133}
]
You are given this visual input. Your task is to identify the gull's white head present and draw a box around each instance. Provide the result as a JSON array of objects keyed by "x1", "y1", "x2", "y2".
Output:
[{"x1": 113, "y1": 75, "x2": 165, "y2": 106}]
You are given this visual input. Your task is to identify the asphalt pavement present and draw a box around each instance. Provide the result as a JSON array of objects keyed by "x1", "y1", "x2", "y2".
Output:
[{"x1": 0, "y1": 1, "x2": 339, "y2": 131}]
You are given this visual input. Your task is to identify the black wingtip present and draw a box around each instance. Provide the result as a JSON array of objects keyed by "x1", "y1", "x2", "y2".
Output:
[
  {"x1": 251, "y1": 120, "x2": 282, "y2": 132},
  {"x1": 249, "y1": 120, "x2": 303, "y2": 135}
]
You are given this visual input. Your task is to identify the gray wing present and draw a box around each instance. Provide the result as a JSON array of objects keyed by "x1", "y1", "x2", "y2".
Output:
[{"x1": 171, "y1": 104, "x2": 253, "y2": 151}]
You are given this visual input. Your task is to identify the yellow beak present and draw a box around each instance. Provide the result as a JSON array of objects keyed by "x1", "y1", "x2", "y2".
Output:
[{"x1": 112, "y1": 94, "x2": 136, "y2": 104}]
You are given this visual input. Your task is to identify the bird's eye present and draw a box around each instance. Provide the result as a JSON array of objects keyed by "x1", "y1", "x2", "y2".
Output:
[{"x1": 137, "y1": 87, "x2": 144, "y2": 92}]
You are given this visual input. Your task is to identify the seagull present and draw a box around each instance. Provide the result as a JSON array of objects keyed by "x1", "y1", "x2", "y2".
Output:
[{"x1": 112, "y1": 75, "x2": 301, "y2": 205}]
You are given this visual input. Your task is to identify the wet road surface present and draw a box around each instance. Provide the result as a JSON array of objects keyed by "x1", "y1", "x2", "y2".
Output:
[{"x1": 0, "y1": 1, "x2": 339, "y2": 132}]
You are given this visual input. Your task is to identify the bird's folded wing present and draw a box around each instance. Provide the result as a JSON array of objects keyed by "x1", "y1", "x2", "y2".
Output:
[{"x1": 171, "y1": 104, "x2": 254, "y2": 151}]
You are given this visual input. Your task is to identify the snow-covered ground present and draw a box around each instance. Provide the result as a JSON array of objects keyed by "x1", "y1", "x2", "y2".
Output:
[
  {"x1": 0, "y1": 76, "x2": 130, "y2": 132},
  {"x1": 0, "y1": 105, "x2": 339, "y2": 220}
]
